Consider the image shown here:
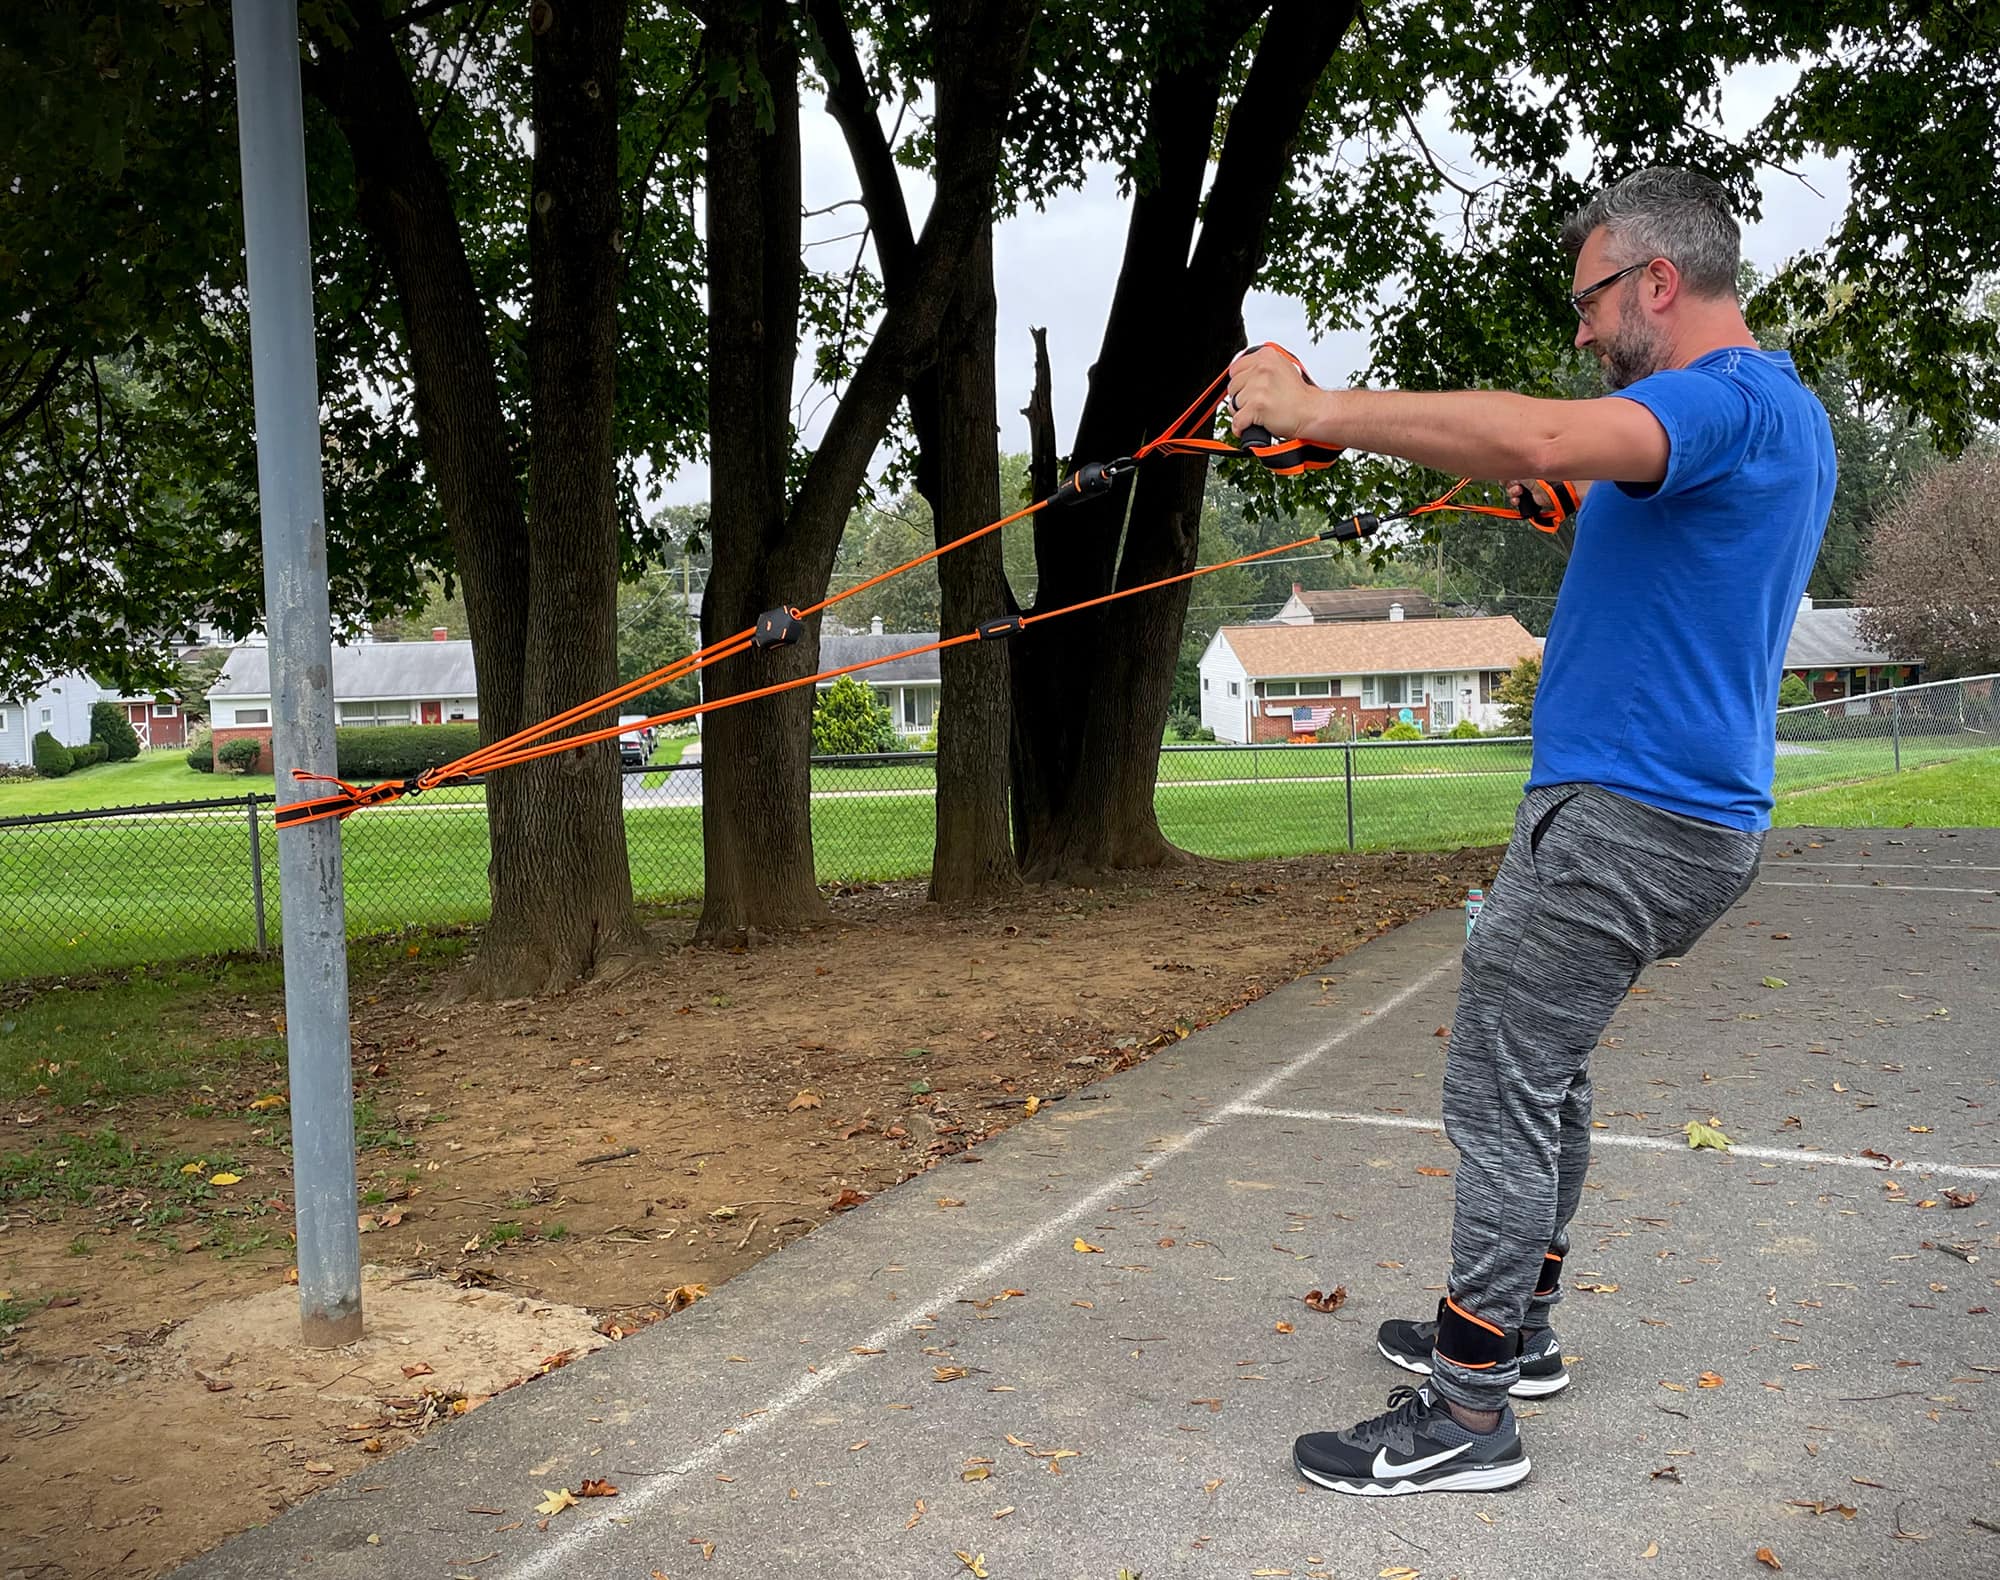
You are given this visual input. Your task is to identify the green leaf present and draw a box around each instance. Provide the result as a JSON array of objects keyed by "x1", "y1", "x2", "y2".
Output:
[
  {"x1": 907, "y1": 1080, "x2": 932, "y2": 1095},
  {"x1": 1761, "y1": 977, "x2": 1788, "y2": 990},
  {"x1": 1685, "y1": 1119, "x2": 1732, "y2": 1152}
]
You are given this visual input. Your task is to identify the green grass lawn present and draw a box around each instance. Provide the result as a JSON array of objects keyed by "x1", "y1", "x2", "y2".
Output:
[
  {"x1": 6, "y1": 740, "x2": 1994, "y2": 982},
  {"x1": 1774, "y1": 747, "x2": 2000, "y2": 826},
  {"x1": 0, "y1": 750, "x2": 278, "y2": 814}
]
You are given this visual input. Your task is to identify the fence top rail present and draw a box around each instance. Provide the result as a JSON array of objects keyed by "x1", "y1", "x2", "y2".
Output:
[
  {"x1": 1777, "y1": 671, "x2": 1995, "y2": 716},
  {"x1": 0, "y1": 792, "x2": 274, "y2": 830},
  {"x1": 1160, "y1": 735, "x2": 1532, "y2": 753}
]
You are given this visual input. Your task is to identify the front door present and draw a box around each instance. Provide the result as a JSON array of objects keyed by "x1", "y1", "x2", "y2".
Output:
[{"x1": 421, "y1": 700, "x2": 442, "y2": 724}]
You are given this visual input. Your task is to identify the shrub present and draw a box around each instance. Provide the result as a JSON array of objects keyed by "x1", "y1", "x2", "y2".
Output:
[
  {"x1": 811, "y1": 675, "x2": 900, "y2": 756},
  {"x1": 333, "y1": 723, "x2": 482, "y2": 779},
  {"x1": 1165, "y1": 707, "x2": 1203, "y2": 742},
  {"x1": 1494, "y1": 655, "x2": 1540, "y2": 736},
  {"x1": 186, "y1": 738, "x2": 215, "y2": 773},
  {"x1": 70, "y1": 741, "x2": 109, "y2": 767},
  {"x1": 217, "y1": 737, "x2": 264, "y2": 773},
  {"x1": 1777, "y1": 673, "x2": 1813, "y2": 710},
  {"x1": 31, "y1": 730, "x2": 74, "y2": 777},
  {"x1": 920, "y1": 707, "x2": 942, "y2": 753},
  {"x1": 1447, "y1": 717, "x2": 1482, "y2": 739},
  {"x1": 1381, "y1": 720, "x2": 1424, "y2": 741},
  {"x1": 90, "y1": 701, "x2": 142, "y2": 761},
  {"x1": 1312, "y1": 719, "x2": 1349, "y2": 743}
]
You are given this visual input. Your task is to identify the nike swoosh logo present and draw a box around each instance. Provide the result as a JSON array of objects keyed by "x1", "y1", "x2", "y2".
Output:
[{"x1": 1373, "y1": 1441, "x2": 1473, "y2": 1478}]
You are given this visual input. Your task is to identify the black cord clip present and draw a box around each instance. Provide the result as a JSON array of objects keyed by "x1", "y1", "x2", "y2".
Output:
[
  {"x1": 752, "y1": 606, "x2": 804, "y2": 649},
  {"x1": 977, "y1": 616, "x2": 1025, "y2": 641},
  {"x1": 1051, "y1": 456, "x2": 1136, "y2": 507},
  {"x1": 1319, "y1": 512, "x2": 1379, "y2": 544}
]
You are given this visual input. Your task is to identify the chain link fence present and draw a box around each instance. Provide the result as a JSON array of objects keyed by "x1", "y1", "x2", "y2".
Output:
[{"x1": 4, "y1": 676, "x2": 1991, "y2": 982}]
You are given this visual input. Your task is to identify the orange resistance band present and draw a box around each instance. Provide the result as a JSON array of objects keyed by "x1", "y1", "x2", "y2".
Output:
[{"x1": 278, "y1": 343, "x2": 1577, "y2": 829}]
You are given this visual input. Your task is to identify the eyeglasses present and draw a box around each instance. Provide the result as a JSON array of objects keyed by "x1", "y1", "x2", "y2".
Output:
[{"x1": 1568, "y1": 261, "x2": 1649, "y2": 322}]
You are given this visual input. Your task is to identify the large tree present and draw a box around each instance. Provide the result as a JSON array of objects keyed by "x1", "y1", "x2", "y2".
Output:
[{"x1": 1856, "y1": 449, "x2": 2000, "y2": 678}]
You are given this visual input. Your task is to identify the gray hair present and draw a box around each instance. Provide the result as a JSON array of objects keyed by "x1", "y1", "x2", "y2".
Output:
[{"x1": 1560, "y1": 167, "x2": 1741, "y2": 298}]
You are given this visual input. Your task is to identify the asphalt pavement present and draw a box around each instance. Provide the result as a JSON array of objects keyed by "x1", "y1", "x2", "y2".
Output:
[{"x1": 175, "y1": 825, "x2": 2000, "y2": 1580}]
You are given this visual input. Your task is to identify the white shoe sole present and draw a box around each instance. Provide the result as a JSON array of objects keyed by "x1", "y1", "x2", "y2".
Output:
[
  {"x1": 1296, "y1": 1455, "x2": 1532, "y2": 1496},
  {"x1": 1379, "y1": 1340, "x2": 1572, "y2": 1398}
]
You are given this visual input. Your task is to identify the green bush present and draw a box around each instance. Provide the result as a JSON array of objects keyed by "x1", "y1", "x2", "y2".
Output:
[
  {"x1": 186, "y1": 738, "x2": 214, "y2": 773},
  {"x1": 1312, "y1": 719, "x2": 1349, "y2": 743},
  {"x1": 70, "y1": 741, "x2": 109, "y2": 767},
  {"x1": 1447, "y1": 717, "x2": 1482, "y2": 739},
  {"x1": 1495, "y1": 655, "x2": 1540, "y2": 736},
  {"x1": 1382, "y1": 720, "x2": 1424, "y2": 741},
  {"x1": 90, "y1": 701, "x2": 142, "y2": 761},
  {"x1": 1165, "y1": 707, "x2": 1202, "y2": 742},
  {"x1": 217, "y1": 737, "x2": 264, "y2": 773},
  {"x1": 1777, "y1": 673, "x2": 1814, "y2": 710},
  {"x1": 333, "y1": 723, "x2": 482, "y2": 779},
  {"x1": 920, "y1": 707, "x2": 942, "y2": 753},
  {"x1": 811, "y1": 675, "x2": 900, "y2": 756},
  {"x1": 32, "y1": 730, "x2": 74, "y2": 777}
]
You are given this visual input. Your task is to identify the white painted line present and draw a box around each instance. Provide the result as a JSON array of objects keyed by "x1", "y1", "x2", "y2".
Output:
[
  {"x1": 509, "y1": 956, "x2": 1456, "y2": 1578},
  {"x1": 1759, "y1": 880, "x2": 1998, "y2": 895},
  {"x1": 1229, "y1": 1102, "x2": 2000, "y2": 1181},
  {"x1": 1771, "y1": 861, "x2": 2000, "y2": 873}
]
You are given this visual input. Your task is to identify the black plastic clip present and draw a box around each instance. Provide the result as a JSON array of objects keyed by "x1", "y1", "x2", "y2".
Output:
[
  {"x1": 752, "y1": 606, "x2": 804, "y2": 649},
  {"x1": 977, "y1": 615, "x2": 1025, "y2": 641},
  {"x1": 1319, "y1": 512, "x2": 1379, "y2": 544},
  {"x1": 1051, "y1": 456, "x2": 1135, "y2": 507}
]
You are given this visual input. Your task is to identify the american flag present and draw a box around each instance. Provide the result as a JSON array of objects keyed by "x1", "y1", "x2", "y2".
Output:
[{"x1": 1290, "y1": 705, "x2": 1334, "y2": 731}]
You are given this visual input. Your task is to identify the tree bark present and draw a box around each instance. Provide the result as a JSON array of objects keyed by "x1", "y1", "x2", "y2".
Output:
[
  {"x1": 306, "y1": 2, "x2": 646, "y2": 995},
  {"x1": 1011, "y1": 0, "x2": 1358, "y2": 879}
]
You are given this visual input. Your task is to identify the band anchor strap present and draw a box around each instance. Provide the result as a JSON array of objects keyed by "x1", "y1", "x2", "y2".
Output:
[{"x1": 1434, "y1": 1294, "x2": 1521, "y2": 1372}]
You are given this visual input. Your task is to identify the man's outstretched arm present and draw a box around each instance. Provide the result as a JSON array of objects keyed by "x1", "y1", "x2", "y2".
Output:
[{"x1": 1226, "y1": 349, "x2": 1669, "y2": 486}]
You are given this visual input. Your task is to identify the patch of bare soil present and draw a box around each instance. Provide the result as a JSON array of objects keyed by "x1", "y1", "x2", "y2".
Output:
[{"x1": 0, "y1": 849, "x2": 1490, "y2": 1577}]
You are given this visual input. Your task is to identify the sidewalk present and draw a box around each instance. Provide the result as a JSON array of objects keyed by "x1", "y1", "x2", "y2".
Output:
[{"x1": 177, "y1": 826, "x2": 1999, "y2": 1580}]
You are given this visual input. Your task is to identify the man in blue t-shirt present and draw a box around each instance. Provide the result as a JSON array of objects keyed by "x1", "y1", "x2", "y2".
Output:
[{"x1": 1228, "y1": 167, "x2": 1836, "y2": 1496}]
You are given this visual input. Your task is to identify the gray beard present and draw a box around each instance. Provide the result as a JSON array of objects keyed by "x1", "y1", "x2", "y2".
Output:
[{"x1": 1598, "y1": 284, "x2": 1670, "y2": 391}]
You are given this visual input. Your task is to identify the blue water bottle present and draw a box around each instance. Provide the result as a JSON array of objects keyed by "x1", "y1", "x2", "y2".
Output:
[{"x1": 1465, "y1": 886, "x2": 1484, "y2": 938}]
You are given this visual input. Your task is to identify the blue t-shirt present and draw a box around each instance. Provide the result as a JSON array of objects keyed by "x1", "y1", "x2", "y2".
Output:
[{"x1": 1528, "y1": 347, "x2": 1836, "y2": 831}]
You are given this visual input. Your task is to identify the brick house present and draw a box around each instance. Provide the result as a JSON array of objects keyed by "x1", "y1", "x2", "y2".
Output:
[
  {"x1": 207, "y1": 632, "x2": 477, "y2": 772},
  {"x1": 1197, "y1": 613, "x2": 1542, "y2": 743}
]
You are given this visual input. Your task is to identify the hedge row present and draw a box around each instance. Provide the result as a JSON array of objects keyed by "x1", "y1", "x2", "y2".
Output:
[
  {"x1": 333, "y1": 723, "x2": 483, "y2": 779},
  {"x1": 31, "y1": 732, "x2": 110, "y2": 777}
]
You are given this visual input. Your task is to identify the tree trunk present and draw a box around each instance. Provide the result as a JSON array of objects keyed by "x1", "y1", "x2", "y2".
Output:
[
  {"x1": 306, "y1": 3, "x2": 645, "y2": 995},
  {"x1": 697, "y1": 0, "x2": 1038, "y2": 937},
  {"x1": 928, "y1": 227, "x2": 1018, "y2": 903},
  {"x1": 1011, "y1": 0, "x2": 1358, "y2": 879},
  {"x1": 475, "y1": 0, "x2": 649, "y2": 994},
  {"x1": 696, "y1": 2, "x2": 823, "y2": 941}
]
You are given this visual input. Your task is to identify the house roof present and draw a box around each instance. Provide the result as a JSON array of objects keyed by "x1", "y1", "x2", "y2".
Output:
[
  {"x1": 819, "y1": 631, "x2": 941, "y2": 685},
  {"x1": 209, "y1": 640, "x2": 478, "y2": 701},
  {"x1": 1216, "y1": 615, "x2": 1542, "y2": 677},
  {"x1": 1783, "y1": 607, "x2": 1912, "y2": 669},
  {"x1": 1289, "y1": 585, "x2": 1437, "y2": 621}
]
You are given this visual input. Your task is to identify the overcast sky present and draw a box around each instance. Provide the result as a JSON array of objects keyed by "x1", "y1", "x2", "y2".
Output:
[{"x1": 650, "y1": 59, "x2": 1850, "y2": 509}]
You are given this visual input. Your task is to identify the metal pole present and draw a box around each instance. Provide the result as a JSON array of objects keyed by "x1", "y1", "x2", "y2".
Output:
[
  {"x1": 1892, "y1": 686, "x2": 1902, "y2": 772},
  {"x1": 247, "y1": 795, "x2": 268, "y2": 954},
  {"x1": 1344, "y1": 741, "x2": 1355, "y2": 851},
  {"x1": 232, "y1": 0, "x2": 362, "y2": 1347}
]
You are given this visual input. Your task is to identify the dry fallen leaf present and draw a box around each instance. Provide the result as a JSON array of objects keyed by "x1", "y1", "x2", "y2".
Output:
[
  {"x1": 248, "y1": 1094, "x2": 287, "y2": 1111},
  {"x1": 1641, "y1": 1542, "x2": 1659, "y2": 1560},
  {"x1": 830, "y1": 1188, "x2": 869, "y2": 1211},
  {"x1": 933, "y1": 1366, "x2": 970, "y2": 1382},
  {"x1": 303, "y1": 1460, "x2": 335, "y2": 1474},
  {"x1": 1685, "y1": 1119, "x2": 1731, "y2": 1152},
  {"x1": 401, "y1": 1362, "x2": 434, "y2": 1380},
  {"x1": 208, "y1": 1172, "x2": 243, "y2": 1187},
  {"x1": 1024, "y1": 1095, "x2": 1041, "y2": 1116},
  {"x1": 905, "y1": 1499, "x2": 925, "y2": 1529},
  {"x1": 577, "y1": 1479, "x2": 618, "y2": 1497},
  {"x1": 1273, "y1": 1321, "x2": 1295, "y2": 1334},
  {"x1": 1578, "y1": 1282, "x2": 1621, "y2": 1294},
  {"x1": 1416, "y1": 1166, "x2": 1452, "y2": 1178},
  {"x1": 954, "y1": 1552, "x2": 989, "y2": 1579},
  {"x1": 936, "y1": 1197, "x2": 966, "y2": 1208},
  {"x1": 1303, "y1": 1286, "x2": 1348, "y2": 1313},
  {"x1": 962, "y1": 1466, "x2": 990, "y2": 1482},
  {"x1": 1943, "y1": 1188, "x2": 1979, "y2": 1209},
  {"x1": 1697, "y1": 1371, "x2": 1725, "y2": 1389},
  {"x1": 787, "y1": 1090, "x2": 822, "y2": 1112},
  {"x1": 1755, "y1": 1548, "x2": 1782, "y2": 1570},
  {"x1": 536, "y1": 1488, "x2": 578, "y2": 1517},
  {"x1": 1073, "y1": 1238, "x2": 1103, "y2": 1254}
]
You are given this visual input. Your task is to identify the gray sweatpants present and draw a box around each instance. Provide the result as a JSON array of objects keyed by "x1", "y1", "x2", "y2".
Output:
[{"x1": 1431, "y1": 783, "x2": 1764, "y2": 1413}]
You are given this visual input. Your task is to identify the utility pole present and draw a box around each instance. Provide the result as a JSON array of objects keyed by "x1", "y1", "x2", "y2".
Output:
[{"x1": 232, "y1": 0, "x2": 364, "y2": 1346}]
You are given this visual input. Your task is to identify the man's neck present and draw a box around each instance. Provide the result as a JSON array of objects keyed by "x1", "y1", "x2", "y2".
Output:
[{"x1": 1668, "y1": 304, "x2": 1760, "y2": 370}]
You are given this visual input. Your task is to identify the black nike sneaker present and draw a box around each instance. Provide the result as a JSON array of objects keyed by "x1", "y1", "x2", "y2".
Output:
[
  {"x1": 1293, "y1": 1384, "x2": 1530, "y2": 1496},
  {"x1": 1377, "y1": 1316, "x2": 1570, "y2": 1398}
]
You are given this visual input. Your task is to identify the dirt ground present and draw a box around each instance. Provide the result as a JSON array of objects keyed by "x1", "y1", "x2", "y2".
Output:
[{"x1": 0, "y1": 849, "x2": 1490, "y2": 1579}]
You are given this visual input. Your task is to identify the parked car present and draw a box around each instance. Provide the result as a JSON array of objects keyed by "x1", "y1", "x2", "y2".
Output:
[{"x1": 618, "y1": 732, "x2": 647, "y2": 767}]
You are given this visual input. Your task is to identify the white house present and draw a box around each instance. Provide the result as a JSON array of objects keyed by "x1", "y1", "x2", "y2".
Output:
[
  {"x1": 1198, "y1": 613, "x2": 1543, "y2": 742},
  {"x1": 816, "y1": 616, "x2": 940, "y2": 737},
  {"x1": 207, "y1": 634, "x2": 480, "y2": 771},
  {"x1": 1781, "y1": 598, "x2": 1921, "y2": 704},
  {"x1": 0, "y1": 672, "x2": 118, "y2": 768},
  {"x1": 1271, "y1": 584, "x2": 1437, "y2": 625}
]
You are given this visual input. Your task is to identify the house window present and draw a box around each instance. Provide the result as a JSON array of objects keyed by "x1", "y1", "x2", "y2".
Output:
[
  {"x1": 340, "y1": 702, "x2": 410, "y2": 727},
  {"x1": 1264, "y1": 680, "x2": 1298, "y2": 699},
  {"x1": 152, "y1": 703, "x2": 178, "y2": 718},
  {"x1": 1202, "y1": 678, "x2": 1209, "y2": 692},
  {"x1": 232, "y1": 706, "x2": 270, "y2": 725},
  {"x1": 0, "y1": 709, "x2": 9, "y2": 732},
  {"x1": 1228, "y1": 681, "x2": 1240, "y2": 698},
  {"x1": 39, "y1": 707, "x2": 53, "y2": 726}
]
